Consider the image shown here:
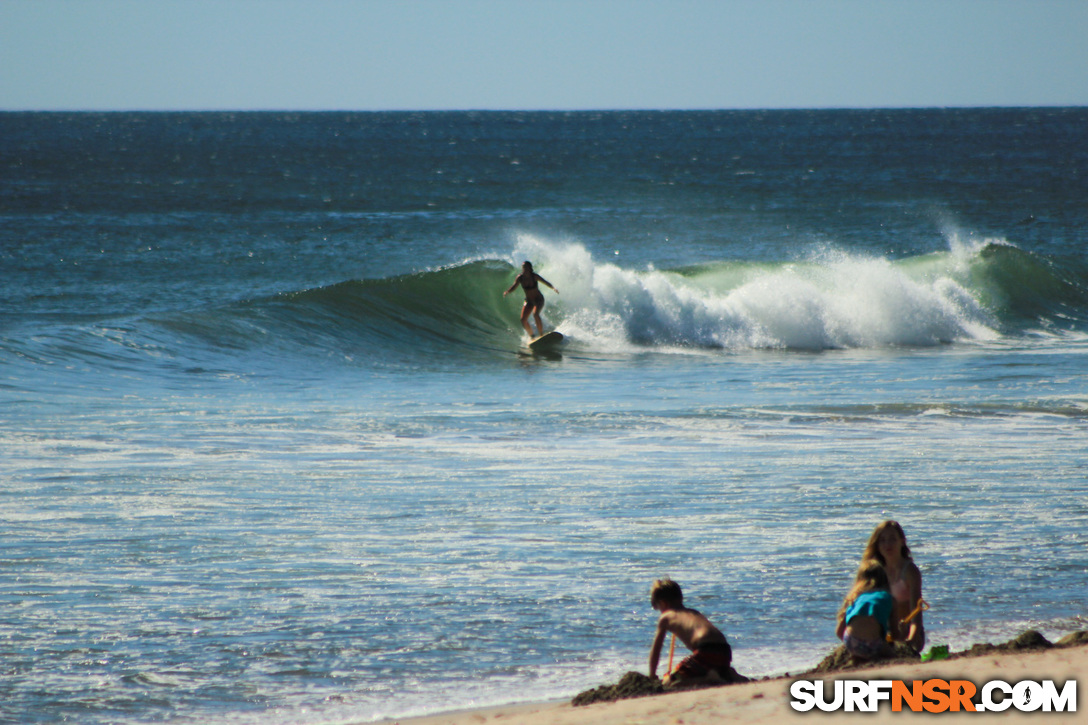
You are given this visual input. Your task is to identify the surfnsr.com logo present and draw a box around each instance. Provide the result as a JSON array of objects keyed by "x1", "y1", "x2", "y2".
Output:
[{"x1": 789, "y1": 678, "x2": 1077, "y2": 713}]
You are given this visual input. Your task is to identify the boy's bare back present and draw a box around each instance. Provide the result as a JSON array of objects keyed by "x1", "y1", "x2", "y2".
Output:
[
  {"x1": 648, "y1": 578, "x2": 732, "y2": 681},
  {"x1": 657, "y1": 607, "x2": 728, "y2": 650}
]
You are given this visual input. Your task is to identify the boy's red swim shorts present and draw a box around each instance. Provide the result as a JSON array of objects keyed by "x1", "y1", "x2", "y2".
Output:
[{"x1": 673, "y1": 641, "x2": 732, "y2": 679}]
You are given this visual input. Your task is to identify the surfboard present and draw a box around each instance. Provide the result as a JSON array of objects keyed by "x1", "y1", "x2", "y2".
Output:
[{"x1": 527, "y1": 330, "x2": 564, "y2": 349}]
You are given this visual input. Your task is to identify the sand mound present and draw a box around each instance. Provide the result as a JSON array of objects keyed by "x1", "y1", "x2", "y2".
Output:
[
  {"x1": 1056, "y1": 630, "x2": 1088, "y2": 647},
  {"x1": 572, "y1": 667, "x2": 751, "y2": 706},
  {"x1": 954, "y1": 629, "x2": 1052, "y2": 658},
  {"x1": 571, "y1": 671, "x2": 664, "y2": 706},
  {"x1": 809, "y1": 629, "x2": 1086, "y2": 673},
  {"x1": 572, "y1": 630, "x2": 1088, "y2": 708},
  {"x1": 809, "y1": 641, "x2": 921, "y2": 673}
]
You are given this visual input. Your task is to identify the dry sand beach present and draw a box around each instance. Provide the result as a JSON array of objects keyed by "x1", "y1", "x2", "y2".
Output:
[{"x1": 385, "y1": 637, "x2": 1086, "y2": 725}]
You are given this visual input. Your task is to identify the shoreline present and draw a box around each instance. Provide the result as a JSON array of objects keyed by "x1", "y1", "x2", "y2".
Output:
[{"x1": 381, "y1": 635, "x2": 1086, "y2": 724}]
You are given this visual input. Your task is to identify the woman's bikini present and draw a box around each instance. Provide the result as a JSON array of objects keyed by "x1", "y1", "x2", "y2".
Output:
[
  {"x1": 886, "y1": 560, "x2": 916, "y2": 638},
  {"x1": 889, "y1": 560, "x2": 910, "y2": 601},
  {"x1": 519, "y1": 275, "x2": 544, "y2": 307}
]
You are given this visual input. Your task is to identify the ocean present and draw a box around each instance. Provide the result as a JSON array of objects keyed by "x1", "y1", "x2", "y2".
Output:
[{"x1": 1, "y1": 109, "x2": 1086, "y2": 724}]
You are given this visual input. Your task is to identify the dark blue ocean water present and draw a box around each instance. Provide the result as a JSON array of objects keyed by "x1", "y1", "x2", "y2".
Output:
[{"x1": 2, "y1": 110, "x2": 1087, "y2": 724}]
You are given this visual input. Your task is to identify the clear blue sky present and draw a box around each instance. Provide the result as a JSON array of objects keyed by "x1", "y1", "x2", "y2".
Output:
[{"x1": 2, "y1": 0, "x2": 1086, "y2": 111}]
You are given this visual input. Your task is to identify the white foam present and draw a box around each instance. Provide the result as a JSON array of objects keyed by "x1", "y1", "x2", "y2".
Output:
[{"x1": 513, "y1": 235, "x2": 998, "y2": 351}]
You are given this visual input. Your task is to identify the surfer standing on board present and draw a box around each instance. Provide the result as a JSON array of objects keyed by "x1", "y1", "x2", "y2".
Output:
[{"x1": 504, "y1": 260, "x2": 558, "y2": 338}]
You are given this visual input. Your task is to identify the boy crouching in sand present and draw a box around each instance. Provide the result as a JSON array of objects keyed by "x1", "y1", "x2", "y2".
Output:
[{"x1": 648, "y1": 578, "x2": 734, "y2": 687}]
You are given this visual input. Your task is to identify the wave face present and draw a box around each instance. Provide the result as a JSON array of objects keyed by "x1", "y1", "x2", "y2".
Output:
[
  {"x1": 155, "y1": 259, "x2": 518, "y2": 359},
  {"x1": 18, "y1": 237, "x2": 1088, "y2": 382},
  {"x1": 132, "y1": 236, "x2": 1088, "y2": 369}
]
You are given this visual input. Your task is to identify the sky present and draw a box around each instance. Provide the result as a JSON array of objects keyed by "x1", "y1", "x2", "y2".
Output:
[{"x1": 2, "y1": 0, "x2": 1087, "y2": 111}]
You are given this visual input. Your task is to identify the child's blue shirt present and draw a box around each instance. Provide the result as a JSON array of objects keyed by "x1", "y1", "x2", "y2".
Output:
[{"x1": 845, "y1": 590, "x2": 894, "y2": 636}]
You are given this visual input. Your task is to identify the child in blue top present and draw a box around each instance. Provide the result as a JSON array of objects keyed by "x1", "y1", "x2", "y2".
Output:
[{"x1": 835, "y1": 559, "x2": 894, "y2": 661}]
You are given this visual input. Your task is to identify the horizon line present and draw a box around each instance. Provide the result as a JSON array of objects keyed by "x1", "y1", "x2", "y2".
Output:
[{"x1": 3, "y1": 103, "x2": 1086, "y2": 114}]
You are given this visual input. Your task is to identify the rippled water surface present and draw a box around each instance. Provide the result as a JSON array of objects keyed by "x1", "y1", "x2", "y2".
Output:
[{"x1": 2, "y1": 110, "x2": 1086, "y2": 723}]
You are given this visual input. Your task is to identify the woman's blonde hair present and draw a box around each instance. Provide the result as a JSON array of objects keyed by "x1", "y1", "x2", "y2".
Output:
[{"x1": 862, "y1": 520, "x2": 912, "y2": 566}]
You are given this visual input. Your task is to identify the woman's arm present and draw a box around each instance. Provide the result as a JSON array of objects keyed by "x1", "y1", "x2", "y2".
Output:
[
  {"x1": 504, "y1": 274, "x2": 522, "y2": 296},
  {"x1": 535, "y1": 274, "x2": 558, "y2": 293},
  {"x1": 906, "y1": 563, "x2": 925, "y2": 650}
]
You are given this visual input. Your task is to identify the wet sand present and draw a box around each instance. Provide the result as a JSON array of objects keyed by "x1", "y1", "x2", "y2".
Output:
[{"x1": 382, "y1": 640, "x2": 1086, "y2": 724}]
